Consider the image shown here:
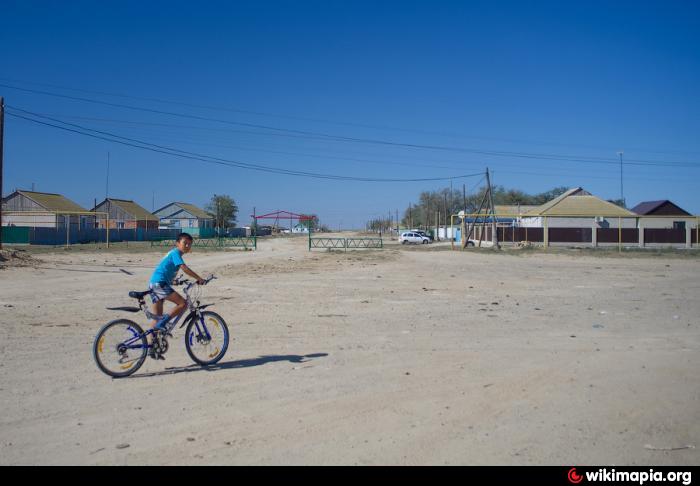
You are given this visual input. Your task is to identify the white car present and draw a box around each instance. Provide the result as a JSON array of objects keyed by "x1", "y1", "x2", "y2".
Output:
[{"x1": 400, "y1": 232, "x2": 431, "y2": 244}]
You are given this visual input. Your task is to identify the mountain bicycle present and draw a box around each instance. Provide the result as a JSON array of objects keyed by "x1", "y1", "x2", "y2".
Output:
[{"x1": 93, "y1": 275, "x2": 229, "y2": 378}]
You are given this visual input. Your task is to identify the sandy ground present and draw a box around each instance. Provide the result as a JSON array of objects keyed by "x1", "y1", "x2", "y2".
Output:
[{"x1": 0, "y1": 235, "x2": 698, "y2": 465}]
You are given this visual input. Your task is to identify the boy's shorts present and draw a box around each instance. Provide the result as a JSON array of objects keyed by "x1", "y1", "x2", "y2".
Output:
[{"x1": 149, "y1": 282, "x2": 175, "y2": 303}]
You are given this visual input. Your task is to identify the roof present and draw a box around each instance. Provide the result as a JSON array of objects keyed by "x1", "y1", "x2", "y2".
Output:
[
  {"x1": 630, "y1": 200, "x2": 691, "y2": 216},
  {"x1": 524, "y1": 188, "x2": 636, "y2": 217},
  {"x1": 171, "y1": 202, "x2": 212, "y2": 220},
  {"x1": 9, "y1": 190, "x2": 88, "y2": 213},
  {"x1": 494, "y1": 205, "x2": 539, "y2": 217},
  {"x1": 104, "y1": 198, "x2": 158, "y2": 221}
]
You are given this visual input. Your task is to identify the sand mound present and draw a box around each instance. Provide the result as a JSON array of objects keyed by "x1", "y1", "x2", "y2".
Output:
[{"x1": 0, "y1": 249, "x2": 40, "y2": 268}]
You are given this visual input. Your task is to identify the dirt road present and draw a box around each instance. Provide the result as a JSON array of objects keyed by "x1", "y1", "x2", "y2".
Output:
[{"x1": 1, "y1": 237, "x2": 698, "y2": 465}]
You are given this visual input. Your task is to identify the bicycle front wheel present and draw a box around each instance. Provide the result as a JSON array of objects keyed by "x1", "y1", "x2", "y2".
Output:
[
  {"x1": 93, "y1": 319, "x2": 148, "y2": 378},
  {"x1": 185, "y1": 311, "x2": 229, "y2": 366}
]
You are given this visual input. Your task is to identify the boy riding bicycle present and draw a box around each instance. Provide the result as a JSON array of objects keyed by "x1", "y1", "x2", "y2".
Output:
[{"x1": 149, "y1": 233, "x2": 205, "y2": 341}]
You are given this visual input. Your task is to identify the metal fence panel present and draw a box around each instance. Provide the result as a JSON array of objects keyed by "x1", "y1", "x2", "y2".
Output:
[
  {"x1": 346, "y1": 238, "x2": 383, "y2": 249},
  {"x1": 644, "y1": 228, "x2": 686, "y2": 244},
  {"x1": 1, "y1": 226, "x2": 30, "y2": 244},
  {"x1": 310, "y1": 238, "x2": 346, "y2": 249},
  {"x1": 597, "y1": 228, "x2": 639, "y2": 244}
]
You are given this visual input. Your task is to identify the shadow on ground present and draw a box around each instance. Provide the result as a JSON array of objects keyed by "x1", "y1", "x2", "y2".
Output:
[{"x1": 128, "y1": 353, "x2": 329, "y2": 379}]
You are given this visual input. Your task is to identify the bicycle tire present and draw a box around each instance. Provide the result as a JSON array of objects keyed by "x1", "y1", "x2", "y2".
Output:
[
  {"x1": 185, "y1": 311, "x2": 229, "y2": 366},
  {"x1": 93, "y1": 319, "x2": 148, "y2": 378}
]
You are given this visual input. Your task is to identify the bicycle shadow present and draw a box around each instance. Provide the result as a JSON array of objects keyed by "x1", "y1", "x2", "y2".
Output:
[{"x1": 129, "y1": 353, "x2": 329, "y2": 378}]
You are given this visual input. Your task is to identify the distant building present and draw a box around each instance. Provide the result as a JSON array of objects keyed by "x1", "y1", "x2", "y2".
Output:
[
  {"x1": 520, "y1": 188, "x2": 637, "y2": 228},
  {"x1": 153, "y1": 202, "x2": 214, "y2": 236},
  {"x1": 631, "y1": 200, "x2": 691, "y2": 216},
  {"x1": 1, "y1": 190, "x2": 94, "y2": 229},
  {"x1": 291, "y1": 222, "x2": 310, "y2": 234},
  {"x1": 631, "y1": 200, "x2": 696, "y2": 230},
  {"x1": 494, "y1": 205, "x2": 539, "y2": 218},
  {"x1": 92, "y1": 198, "x2": 158, "y2": 230}
]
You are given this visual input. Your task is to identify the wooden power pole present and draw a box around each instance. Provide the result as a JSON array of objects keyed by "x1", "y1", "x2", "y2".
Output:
[{"x1": 485, "y1": 168, "x2": 499, "y2": 249}]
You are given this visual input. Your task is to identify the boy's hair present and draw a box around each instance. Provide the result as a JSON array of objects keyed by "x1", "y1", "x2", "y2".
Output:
[{"x1": 176, "y1": 232, "x2": 193, "y2": 242}]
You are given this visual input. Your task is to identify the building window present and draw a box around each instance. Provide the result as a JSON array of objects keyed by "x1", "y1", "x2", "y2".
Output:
[{"x1": 674, "y1": 221, "x2": 686, "y2": 231}]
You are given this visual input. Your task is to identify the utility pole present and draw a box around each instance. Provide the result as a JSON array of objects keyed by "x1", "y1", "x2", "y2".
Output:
[
  {"x1": 444, "y1": 192, "x2": 448, "y2": 242},
  {"x1": 463, "y1": 183, "x2": 466, "y2": 213},
  {"x1": 485, "y1": 168, "x2": 499, "y2": 249},
  {"x1": 105, "y1": 152, "x2": 111, "y2": 248},
  {"x1": 617, "y1": 151, "x2": 625, "y2": 207},
  {"x1": 0, "y1": 97, "x2": 4, "y2": 250},
  {"x1": 105, "y1": 152, "x2": 110, "y2": 200}
]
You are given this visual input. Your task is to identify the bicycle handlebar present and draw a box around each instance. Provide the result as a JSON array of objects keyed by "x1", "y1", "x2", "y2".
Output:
[{"x1": 173, "y1": 275, "x2": 216, "y2": 287}]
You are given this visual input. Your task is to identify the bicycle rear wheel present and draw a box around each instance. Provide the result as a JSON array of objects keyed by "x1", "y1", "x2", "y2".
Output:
[
  {"x1": 185, "y1": 311, "x2": 229, "y2": 366},
  {"x1": 93, "y1": 319, "x2": 148, "y2": 378}
]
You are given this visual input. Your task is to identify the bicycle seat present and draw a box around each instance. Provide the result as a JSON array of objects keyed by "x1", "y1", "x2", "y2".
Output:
[{"x1": 128, "y1": 290, "x2": 152, "y2": 300}]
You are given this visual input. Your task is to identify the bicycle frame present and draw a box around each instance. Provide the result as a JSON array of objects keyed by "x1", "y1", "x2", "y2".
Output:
[{"x1": 120, "y1": 280, "x2": 213, "y2": 352}]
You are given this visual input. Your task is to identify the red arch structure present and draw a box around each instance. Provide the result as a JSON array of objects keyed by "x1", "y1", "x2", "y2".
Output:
[{"x1": 251, "y1": 210, "x2": 315, "y2": 231}]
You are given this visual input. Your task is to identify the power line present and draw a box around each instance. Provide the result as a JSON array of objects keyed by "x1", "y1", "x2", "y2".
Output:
[
  {"x1": 3, "y1": 83, "x2": 698, "y2": 169},
  {"x1": 29, "y1": 113, "x2": 700, "y2": 180},
  {"x1": 9, "y1": 107, "x2": 694, "y2": 185},
  {"x1": 4, "y1": 77, "x2": 698, "y2": 158},
  {"x1": 0, "y1": 76, "x2": 471, "y2": 138},
  {"x1": 22, "y1": 112, "x2": 483, "y2": 172},
  {"x1": 6, "y1": 109, "x2": 484, "y2": 183}
]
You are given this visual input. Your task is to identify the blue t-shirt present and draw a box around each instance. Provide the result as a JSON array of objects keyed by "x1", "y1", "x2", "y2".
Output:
[{"x1": 150, "y1": 248, "x2": 185, "y2": 284}]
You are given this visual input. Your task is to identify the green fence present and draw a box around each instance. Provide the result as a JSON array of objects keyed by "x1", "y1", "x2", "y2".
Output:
[
  {"x1": 151, "y1": 236, "x2": 257, "y2": 250},
  {"x1": 309, "y1": 237, "x2": 383, "y2": 251},
  {"x1": 1, "y1": 226, "x2": 30, "y2": 244}
]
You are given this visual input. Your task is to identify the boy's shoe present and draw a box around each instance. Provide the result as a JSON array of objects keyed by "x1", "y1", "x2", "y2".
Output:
[
  {"x1": 154, "y1": 314, "x2": 171, "y2": 331},
  {"x1": 148, "y1": 348, "x2": 165, "y2": 360}
]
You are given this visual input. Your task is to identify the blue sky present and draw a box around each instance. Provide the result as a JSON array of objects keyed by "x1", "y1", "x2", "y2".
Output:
[{"x1": 1, "y1": 0, "x2": 699, "y2": 228}]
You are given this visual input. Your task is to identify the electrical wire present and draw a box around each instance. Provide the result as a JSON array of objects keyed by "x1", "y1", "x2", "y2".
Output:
[{"x1": 6, "y1": 109, "x2": 485, "y2": 183}]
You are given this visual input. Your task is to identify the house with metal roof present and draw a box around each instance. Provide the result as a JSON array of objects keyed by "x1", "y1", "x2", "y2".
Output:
[
  {"x1": 1, "y1": 190, "x2": 94, "y2": 229},
  {"x1": 494, "y1": 204, "x2": 540, "y2": 217},
  {"x1": 520, "y1": 188, "x2": 638, "y2": 228},
  {"x1": 153, "y1": 202, "x2": 214, "y2": 236},
  {"x1": 630, "y1": 200, "x2": 697, "y2": 230},
  {"x1": 92, "y1": 198, "x2": 158, "y2": 230},
  {"x1": 631, "y1": 200, "x2": 690, "y2": 216}
]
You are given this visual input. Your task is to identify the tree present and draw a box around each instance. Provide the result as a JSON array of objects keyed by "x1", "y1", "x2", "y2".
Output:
[
  {"x1": 299, "y1": 214, "x2": 321, "y2": 231},
  {"x1": 205, "y1": 194, "x2": 238, "y2": 233},
  {"x1": 606, "y1": 198, "x2": 626, "y2": 208},
  {"x1": 402, "y1": 185, "x2": 572, "y2": 226},
  {"x1": 249, "y1": 218, "x2": 259, "y2": 236},
  {"x1": 366, "y1": 217, "x2": 393, "y2": 233}
]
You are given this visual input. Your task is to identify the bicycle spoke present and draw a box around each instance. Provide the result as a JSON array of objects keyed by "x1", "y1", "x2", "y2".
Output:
[
  {"x1": 94, "y1": 321, "x2": 147, "y2": 377},
  {"x1": 186, "y1": 313, "x2": 228, "y2": 365}
]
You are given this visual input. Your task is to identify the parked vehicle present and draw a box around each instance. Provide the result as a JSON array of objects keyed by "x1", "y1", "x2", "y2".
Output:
[
  {"x1": 410, "y1": 229, "x2": 434, "y2": 241},
  {"x1": 399, "y1": 232, "x2": 431, "y2": 244}
]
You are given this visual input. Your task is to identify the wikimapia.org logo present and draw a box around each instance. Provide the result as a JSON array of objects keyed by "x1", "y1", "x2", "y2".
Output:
[
  {"x1": 567, "y1": 467, "x2": 693, "y2": 485},
  {"x1": 568, "y1": 468, "x2": 584, "y2": 484}
]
